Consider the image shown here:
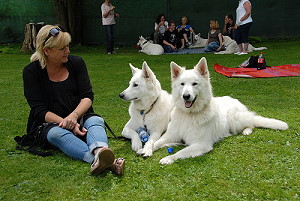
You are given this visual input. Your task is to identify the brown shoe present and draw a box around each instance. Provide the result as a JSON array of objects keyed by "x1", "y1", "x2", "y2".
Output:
[{"x1": 90, "y1": 147, "x2": 115, "y2": 176}]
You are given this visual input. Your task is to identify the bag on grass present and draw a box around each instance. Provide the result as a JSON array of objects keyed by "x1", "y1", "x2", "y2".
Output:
[
  {"x1": 14, "y1": 123, "x2": 56, "y2": 157},
  {"x1": 239, "y1": 55, "x2": 267, "y2": 68}
]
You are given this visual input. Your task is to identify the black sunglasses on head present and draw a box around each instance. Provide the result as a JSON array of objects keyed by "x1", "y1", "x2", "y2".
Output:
[{"x1": 43, "y1": 26, "x2": 65, "y2": 46}]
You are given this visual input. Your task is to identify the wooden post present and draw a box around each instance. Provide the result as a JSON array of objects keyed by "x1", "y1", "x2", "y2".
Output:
[{"x1": 20, "y1": 22, "x2": 44, "y2": 53}]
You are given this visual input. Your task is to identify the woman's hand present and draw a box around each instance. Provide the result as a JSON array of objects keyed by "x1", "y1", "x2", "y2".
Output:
[
  {"x1": 73, "y1": 123, "x2": 87, "y2": 136},
  {"x1": 59, "y1": 112, "x2": 78, "y2": 130},
  {"x1": 159, "y1": 21, "x2": 164, "y2": 27}
]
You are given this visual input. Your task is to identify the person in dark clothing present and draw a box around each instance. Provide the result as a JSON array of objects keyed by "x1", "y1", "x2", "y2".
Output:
[
  {"x1": 22, "y1": 25, "x2": 124, "y2": 176},
  {"x1": 162, "y1": 21, "x2": 180, "y2": 53},
  {"x1": 222, "y1": 14, "x2": 235, "y2": 39}
]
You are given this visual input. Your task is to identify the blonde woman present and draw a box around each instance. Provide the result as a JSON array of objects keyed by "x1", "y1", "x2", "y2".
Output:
[
  {"x1": 22, "y1": 25, "x2": 125, "y2": 176},
  {"x1": 177, "y1": 16, "x2": 195, "y2": 49},
  {"x1": 204, "y1": 20, "x2": 223, "y2": 52}
]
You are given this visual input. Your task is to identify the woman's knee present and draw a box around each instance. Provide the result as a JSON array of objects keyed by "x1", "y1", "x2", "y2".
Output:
[
  {"x1": 84, "y1": 116, "x2": 105, "y2": 129},
  {"x1": 47, "y1": 126, "x2": 66, "y2": 142}
]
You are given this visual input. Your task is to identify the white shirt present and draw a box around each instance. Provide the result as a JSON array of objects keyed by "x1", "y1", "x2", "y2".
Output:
[
  {"x1": 236, "y1": 0, "x2": 253, "y2": 26},
  {"x1": 101, "y1": 3, "x2": 116, "y2": 25},
  {"x1": 154, "y1": 21, "x2": 168, "y2": 34}
]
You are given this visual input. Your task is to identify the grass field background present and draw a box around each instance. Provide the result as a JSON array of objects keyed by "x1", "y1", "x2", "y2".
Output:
[{"x1": 0, "y1": 40, "x2": 299, "y2": 200}]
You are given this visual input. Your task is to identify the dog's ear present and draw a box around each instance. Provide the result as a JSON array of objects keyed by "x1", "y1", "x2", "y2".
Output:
[
  {"x1": 170, "y1": 61, "x2": 183, "y2": 80},
  {"x1": 195, "y1": 57, "x2": 209, "y2": 79},
  {"x1": 129, "y1": 63, "x2": 139, "y2": 75},
  {"x1": 142, "y1": 61, "x2": 154, "y2": 80}
]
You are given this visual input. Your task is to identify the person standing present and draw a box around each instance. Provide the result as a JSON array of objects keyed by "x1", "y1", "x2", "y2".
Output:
[
  {"x1": 234, "y1": 0, "x2": 253, "y2": 55},
  {"x1": 101, "y1": 0, "x2": 119, "y2": 54},
  {"x1": 19, "y1": 25, "x2": 125, "y2": 176}
]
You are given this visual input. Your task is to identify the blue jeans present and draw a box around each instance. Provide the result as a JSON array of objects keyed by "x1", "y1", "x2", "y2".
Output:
[
  {"x1": 163, "y1": 44, "x2": 178, "y2": 53},
  {"x1": 46, "y1": 116, "x2": 108, "y2": 164},
  {"x1": 103, "y1": 24, "x2": 115, "y2": 53},
  {"x1": 204, "y1": 41, "x2": 220, "y2": 52}
]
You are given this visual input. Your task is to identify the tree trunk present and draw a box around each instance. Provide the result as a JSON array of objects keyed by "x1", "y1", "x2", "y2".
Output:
[
  {"x1": 54, "y1": 0, "x2": 83, "y2": 45},
  {"x1": 20, "y1": 23, "x2": 44, "y2": 53}
]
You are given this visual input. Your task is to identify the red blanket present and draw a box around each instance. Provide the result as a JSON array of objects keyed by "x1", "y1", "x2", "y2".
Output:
[{"x1": 214, "y1": 64, "x2": 300, "y2": 78}]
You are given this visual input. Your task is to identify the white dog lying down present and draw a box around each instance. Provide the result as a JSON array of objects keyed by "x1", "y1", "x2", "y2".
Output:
[
  {"x1": 215, "y1": 36, "x2": 267, "y2": 54},
  {"x1": 153, "y1": 57, "x2": 288, "y2": 164},
  {"x1": 188, "y1": 33, "x2": 207, "y2": 48},
  {"x1": 119, "y1": 61, "x2": 173, "y2": 157},
  {"x1": 137, "y1": 36, "x2": 164, "y2": 55},
  {"x1": 189, "y1": 34, "x2": 267, "y2": 54}
]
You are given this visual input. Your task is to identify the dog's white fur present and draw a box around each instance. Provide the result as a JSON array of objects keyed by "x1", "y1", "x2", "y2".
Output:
[
  {"x1": 119, "y1": 61, "x2": 173, "y2": 157},
  {"x1": 137, "y1": 36, "x2": 164, "y2": 55},
  {"x1": 153, "y1": 57, "x2": 288, "y2": 164},
  {"x1": 215, "y1": 36, "x2": 267, "y2": 54},
  {"x1": 189, "y1": 33, "x2": 207, "y2": 48}
]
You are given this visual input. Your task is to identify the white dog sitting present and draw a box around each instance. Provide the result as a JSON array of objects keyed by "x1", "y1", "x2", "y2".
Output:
[
  {"x1": 119, "y1": 61, "x2": 173, "y2": 157},
  {"x1": 188, "y1": 33, "x2": 207, "y2": 48},
  {"x1": 137, "y1": 36, "x2": 164, "y2": 55},
  {"x1": 215, "y1": 36, "x2": 267, "y2": 54}
]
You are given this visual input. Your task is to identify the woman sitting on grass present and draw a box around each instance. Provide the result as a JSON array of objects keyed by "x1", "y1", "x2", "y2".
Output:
[
  {"x1": 204, "y1": 20, "x2": 224, "y2": 52},
  {"x1": 21, "y1": 25, "x2": 125, "y2": 176}
]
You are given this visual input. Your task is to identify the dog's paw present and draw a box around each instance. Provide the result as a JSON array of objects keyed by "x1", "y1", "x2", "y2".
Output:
[
  {"x1": 242, "y1": 128, "x2": 253, "y2": 135},
  {"x1": 142, "y1": 147, "x2": 153, "y2": 157},
  {"x1": 159, "y1": 156, "x2": 175, "y2": 165},
  {"x1": 131, "y1": 140, "x2": 143, "y2": 152},
  {"x1": 136, "y1": 148, "x2": 144, "y2": 155}
]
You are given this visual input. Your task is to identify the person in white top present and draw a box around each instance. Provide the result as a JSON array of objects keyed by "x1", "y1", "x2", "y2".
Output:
[
  {"x1": 101, "y1": 0, "x2": 119, "y2": 54},
  {"x1": 234, "y1": 0, "x2": 253, "y2": 55},
  {"x1": 153, "y1": 14, "x2": 168, "y2": 44}
]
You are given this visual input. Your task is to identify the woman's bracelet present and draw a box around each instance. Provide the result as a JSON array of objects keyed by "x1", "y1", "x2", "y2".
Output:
[{"x1": 73, "y1": 111, "x2": 80, "y2": 117}]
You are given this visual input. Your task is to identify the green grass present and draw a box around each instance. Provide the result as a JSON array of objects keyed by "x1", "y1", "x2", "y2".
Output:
[{"x1": 0, "y1": 41, "x2": 299, "y2": 201}]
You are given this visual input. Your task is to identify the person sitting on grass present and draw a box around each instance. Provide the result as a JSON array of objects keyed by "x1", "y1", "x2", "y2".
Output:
[
  {"x1": 20, "y1": 25, "x2": 125, "y2": 176},
  {"x1": 162, "y1": 21, "x2": 180, "y2": 53},
  {"x1": 204, "y1": 20, "x2": 224, "y2": 52},
  {"x1": 177, "y1": 16, "x2": 196, "y2": 49}
]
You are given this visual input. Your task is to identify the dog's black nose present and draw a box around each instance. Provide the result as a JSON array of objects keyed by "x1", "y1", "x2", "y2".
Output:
[
  {"x1": 183, "y1": 94, "x2": 190, "y2": 100},
  {"x1": 119, "y1": 93, "x2": 124, "y2": 99}
]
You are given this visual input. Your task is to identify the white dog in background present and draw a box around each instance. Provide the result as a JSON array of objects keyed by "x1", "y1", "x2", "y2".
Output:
[
  {"x1": 119, "y1": 61, "x2": 173, "y2": 157},
  {"x1": 215, "y1": 36, "x2": 267, "y2": 54},
  {"x1": 137, "y1": 36, "x2": 164, "y2": 55},
  {"x1": 188, "y1": 33, "x2": 207, "y2": 48},
  {"x1": 153, "y1": 57, "x2": 288, "y2": 164}
]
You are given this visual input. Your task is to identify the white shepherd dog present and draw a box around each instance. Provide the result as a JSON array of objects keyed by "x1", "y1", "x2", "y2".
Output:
[
  {"x1": 119, "y1": 61, "x2": 173, "y2": 157},
  {"x1": 137, "y1": 36, "x2": 164, "y2": 55},
  {"x1": 188, "y1": 33, "x2": 207, "y2": 48},
  {"x1": 153, "y1": 57, "x2": 288, "y2": 164},
  {"x1": 215, "y1": 36, "x2": 267, "y2": 54}
]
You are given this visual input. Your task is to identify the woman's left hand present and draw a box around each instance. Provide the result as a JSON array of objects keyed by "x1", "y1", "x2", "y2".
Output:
[{"x1": 73, "y1": 123, "x2": 87, "y2": 136}]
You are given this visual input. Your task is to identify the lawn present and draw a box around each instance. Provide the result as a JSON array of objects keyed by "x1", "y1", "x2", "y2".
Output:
[{"x1": 0, "y1": 41, "x2": 299, "y2": 201}]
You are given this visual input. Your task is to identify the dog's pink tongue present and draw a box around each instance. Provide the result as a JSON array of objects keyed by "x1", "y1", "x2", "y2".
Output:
[{"x1": 185, "y1": 101, "x2": 193, "y2": 108}]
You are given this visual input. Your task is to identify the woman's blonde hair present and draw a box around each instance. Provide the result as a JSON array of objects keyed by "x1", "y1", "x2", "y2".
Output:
[
  {"x1": 30, "y1": 25, "x2": 71, "y2": 68},
  {"x1": 210, "y1": 20, "x2": 220, "y2": 29},
  {"x1": 181, "y1": 16, "x2": 188, "y2": 24}
]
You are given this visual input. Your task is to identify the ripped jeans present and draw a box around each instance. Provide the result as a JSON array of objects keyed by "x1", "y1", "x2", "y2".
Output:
[{"x1": 47, "y1": 116, "x2": 108, "y2": 164}]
